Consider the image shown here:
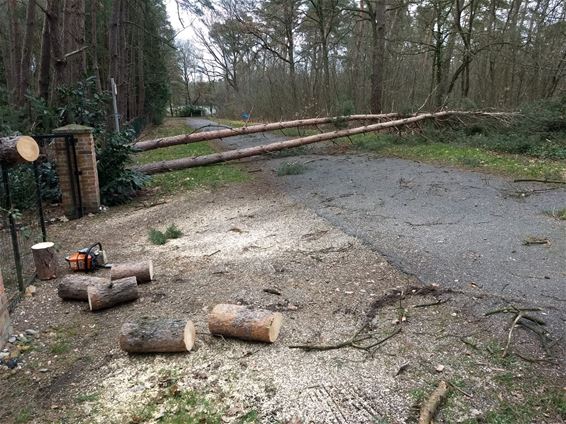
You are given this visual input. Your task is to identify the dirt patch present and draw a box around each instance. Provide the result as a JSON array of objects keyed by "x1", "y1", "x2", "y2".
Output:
[{"x1": 0, "y1": 178, "x2": 564, "y2": 423}]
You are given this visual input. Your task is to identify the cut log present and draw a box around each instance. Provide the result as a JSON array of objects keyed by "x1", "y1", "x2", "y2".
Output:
[
  {"x1": 119, "y1": 318, "x2": 196, "y2": 353},
  {"x1": 58, "y1": 274, "x2": 108, "y2": 301},
  {"x1": 111, "y1": 261, "x2": 153, "y2": 284},
  {"x1": 208, "y1": 304, "x2": 283, "y2": 343},
  {"x1": 0, "y1": 136, "x2": 40, "y2": 166},
  {"x1": 133, "y1": 114, "x2": 401, "y2": 151},
  {"x1": 87, "y1": 276, "x2": 138, "y2": 311},
  {"x1": 31, "y1": 242, "x2": 57, "y2": 280},
  {"x1": 136, "y1": 111, "x2": 516, "y2": 175}
]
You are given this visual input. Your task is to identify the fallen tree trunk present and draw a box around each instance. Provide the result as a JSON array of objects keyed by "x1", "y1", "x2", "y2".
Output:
[
  {"x1": 58, "y1": 275, "x2": 108, "y2": 300},
  {"x1": 120, "y1": 318, "x2": 196, "y2": 353},
  {"x1": 111, "y1": 261, "x2": 153, "y2": 283},
  {"x1": 208, "y1": 304, "x2": 283, "y2": 343},
  {"x1": 134, "y1": 114, "x2": 401, "y2": 151},
  {"x1": 87, "y1": 276, "x2": 138, "y2": 311},
  {"x1": 137, "y1": 111, "x2": 513, "y2": 175},
  {"x1": 0, "y1": 136, "x2": 40, "y2": 166},
  {"x1": 31, "y1": 242, "x2": 57, "y2": 280}
]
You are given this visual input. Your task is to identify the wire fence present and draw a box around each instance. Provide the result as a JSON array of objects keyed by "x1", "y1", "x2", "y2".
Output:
[{"x1": 0, "y1": 139, "x2": 61, "y2": 302}]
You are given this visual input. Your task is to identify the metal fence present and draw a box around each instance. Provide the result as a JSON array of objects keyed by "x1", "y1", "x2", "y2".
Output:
[{"x1": 0, "y1": 136, "x2": 64, "y2": 301}]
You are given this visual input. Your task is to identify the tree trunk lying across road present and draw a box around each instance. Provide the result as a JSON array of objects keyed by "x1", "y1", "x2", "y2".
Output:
[
  {"x1": 208, "y1": 304, "x2": 283, "y2": 343},
  {"x1": 137, "y1": 111, "x2": 514, "y2": 175},
  {"x1": 111, "y1": 261, "x2": 153, "y2": 284},
  {"x1": 58, "y1": 275, "x2": 109, "y2": 301},
  {"x1": 87, "y1": 276, "x2": 138, "y2": 311},
  {"x1": 0, "y1": 135, "x2": 40, "y2": 166},
  {"x1": 133, "y1": 113, "x2": 401, "y2": 151},
  {"x1": 120, "y1": 318, "x2": 196, "y2": 353}
]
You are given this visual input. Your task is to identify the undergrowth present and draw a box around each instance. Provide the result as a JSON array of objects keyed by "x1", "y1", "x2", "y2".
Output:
[
  {"x1": 149, "y1": 225, "x2": 183, "y2": 245},
  {"x1": 277, "y1": 162, "x2": 307, "y2": 176}
]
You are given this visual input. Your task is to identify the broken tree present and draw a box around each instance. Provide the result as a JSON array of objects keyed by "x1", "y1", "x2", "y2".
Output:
[
  {"x1": 137, "y1": 111, "x2": 514, "y2": 175},
  {"x1": 133, "y1": 114, "x2": 401, "y2": 151},
  {"x1": 208, "y1": 304, "x2": 283, "y2": 343},
  {"x1": 120, "y1": 318, "x2": 196, "y2": 353}
]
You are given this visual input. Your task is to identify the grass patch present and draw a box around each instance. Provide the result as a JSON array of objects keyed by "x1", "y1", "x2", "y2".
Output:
[
  {"x1": 239, "y1": 409, "x2": 259, "y2": 422},
  {"x1": 14, "y1": 409, "x2": 32, "y2": 423},
  {"x1": 148, "y1": 228, "x2": 167, "y2": 245},
  {"x1": 545, "y1": 207, "x2": 566, "y2": 220},
  {"x1": 350, "y1": 133, "x2": 566, "y2": 180},
  {"x1": 130, "y1": 390, "x2": 223, "y2": 424},
  {"x1": 49, "y1": 324, "x2": 78, "y2": 355},
  {"x1": 136, "y1": 118, "x2": 248, "y2": 193},
  {"x1": 164, "y1": 224, "x2": 183, "y2": 239},
  {"x1": 76, "y1": 392, "x2": 99, "y2": 403},
  {"x1": 277, "y1": 162, "x2": 307, "y2": 176},
  {"x1": 148, "y1": 225, "x2": 183, "y2": 245}
]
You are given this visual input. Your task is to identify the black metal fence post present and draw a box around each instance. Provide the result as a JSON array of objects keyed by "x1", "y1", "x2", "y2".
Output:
[
  {"x1": 32, "y1": 161, "x2": 47, "y2": 242},
  {"x1": 1, "y1": 165, "x2": 24, "y2": 292}
]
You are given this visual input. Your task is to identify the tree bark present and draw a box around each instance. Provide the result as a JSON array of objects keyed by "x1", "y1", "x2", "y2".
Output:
[
  {"x1": 110, "y1": 261, "x2": 153, "y2": 284},
  {"x1": 120, "y1": 318, "x2": 196, "y2": 353},
  {"x1": 0, "y1": 136, "x2": 40, "y2": 166},
  {"x1": 38, "y1": 3, "x2": 53, "y2": 101},
  {"x1": 57, "y1": 274, "x2": 108, "y2": 300},
  {"x1": 31, "y1": 242, "x2": 58, "y2": 280},
  {"x1": 87, "y1": 277, "x2": 139, "y2": 311},
  {"x1": 208, "y1": 304, "x2": 283, "y2": 343},
  {"x1": 134, "y1": 114, "x2": 400, "y2": 151}
]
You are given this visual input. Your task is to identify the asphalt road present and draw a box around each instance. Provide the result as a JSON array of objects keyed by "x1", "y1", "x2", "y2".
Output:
[{"x1": 188, "y1": 117, "x2": 566, "y2": 334}]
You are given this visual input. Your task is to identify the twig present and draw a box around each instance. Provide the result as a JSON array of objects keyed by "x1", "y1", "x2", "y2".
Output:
[
  {"x1": 502, "y1": 313, "x2": 523, "y2": 357},
  {"x1": 448, "y1": 382, "x2": 473, "y2": 398},
  {"x1": 204, "y1": 249, "x2": 221, "y2": 257},
  {"x1": 418, "y1": 380, "x2": 449, "y2": 424},
  {"x1": 414, "y1": 299, "x2": 447, "y2": 308},
  {"x1": 263, "y1": 288, "x2": 282, "y2": 296}
]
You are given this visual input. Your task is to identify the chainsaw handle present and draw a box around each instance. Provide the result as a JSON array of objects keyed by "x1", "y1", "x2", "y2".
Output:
[{"x1": 85, "y1": 242, "x2": 102, "y2": 272}]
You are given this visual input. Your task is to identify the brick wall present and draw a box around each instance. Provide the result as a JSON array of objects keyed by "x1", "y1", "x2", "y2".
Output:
[
  {"x1": 0, "y1": 267, "x2": 12, "y2": 349},
  {"x1": 53, "y1": 125, "x2": 101, "y2": 217}
]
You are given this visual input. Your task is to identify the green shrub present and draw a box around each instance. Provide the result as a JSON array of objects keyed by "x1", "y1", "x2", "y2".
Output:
[
  {"x1": 175, "y1": 105, "x2": 205, "y2": 117},
  {"x1": 148, "y1": 228, "x2": 167, "y2": 245},
  {"x1": 164, "y1": 224, "x2": 183, "y2": 239},
  {"x1": 96, "y1": 129, "x2": 147, "y2": 205}
]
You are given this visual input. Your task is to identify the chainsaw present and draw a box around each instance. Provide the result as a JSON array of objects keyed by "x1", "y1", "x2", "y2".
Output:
[{"x1": 65, "y1": 242, "x2": 109, "y2": 272}]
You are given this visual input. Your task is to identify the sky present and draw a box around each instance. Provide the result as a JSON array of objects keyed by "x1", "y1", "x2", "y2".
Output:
[{"x1": 165, "y1": 0, "x2": 199, "y2": 43}]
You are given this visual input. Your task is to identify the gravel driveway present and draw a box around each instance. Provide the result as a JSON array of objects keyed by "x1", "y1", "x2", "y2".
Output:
[{"x1": 189, "y1": 118, "x2": 566, "y2": 335}]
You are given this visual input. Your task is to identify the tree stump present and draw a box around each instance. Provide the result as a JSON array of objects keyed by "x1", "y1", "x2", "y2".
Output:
[
  {"x1": 31, "y1": 242, "x2": 58, "y2": 280},
  {"x1": 111, "y1": 261, "x2": 153, "y2": 284},
  {"x1": 0, "y1": 136, "x2": 40, "y2": 166},
  {"x1": 87, "y1": 277, "x2": 138, "y2": 311},
  {"x1": 120, "y1": 318, "x2": 196, "y2": 353},
  {"x1": 208, "y1": 304, "x2": 283, "y2": 343},
  {"x1": 57, "y1": 275, "x2": 108, "y2": 301}
]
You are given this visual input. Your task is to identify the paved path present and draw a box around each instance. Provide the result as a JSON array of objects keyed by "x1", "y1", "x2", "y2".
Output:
[{"x1": 188, "y1": 118, "x2": 566, "y2": 334}]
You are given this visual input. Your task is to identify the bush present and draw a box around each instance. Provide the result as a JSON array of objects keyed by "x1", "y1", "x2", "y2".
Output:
[
  {"x1": 164, "y1": 224, "x2": 183, "y2": 239},
  {"x1": 175, "y1": 105, "x2": 205, "y2": 117},
  {"x1": 148, "y1": 228, "x2": 167, "y2": 245},
  {"x1": 96, "y1": 129, "x2": 147, "y2": 205}
]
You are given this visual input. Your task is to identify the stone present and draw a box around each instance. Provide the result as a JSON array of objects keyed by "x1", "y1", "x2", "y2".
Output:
[
  {"x1": 8, "y1": 336, "x2": 16, "y2": 343},
  {"x1": 25, "y1": 329, "x2": 38, "y2": 336},
  {"x1": 24, "y1": 285, "x2": 37, "y2": 297}
]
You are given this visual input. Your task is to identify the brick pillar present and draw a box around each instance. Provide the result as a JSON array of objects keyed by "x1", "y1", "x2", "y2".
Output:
[
  {"x1": 53, "y1": 125, "x2": 100, "y2": 217},
  {"x1": 0, "y1": 267, "x2": 12, "y2": 349}
]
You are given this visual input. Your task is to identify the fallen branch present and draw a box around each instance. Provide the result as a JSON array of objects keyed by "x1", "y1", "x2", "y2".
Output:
[
  {"x1": 136, "y1": 111, "x2": 515, "y2": 175},
  {"x1": 418, "y1": 381, "x2": 449, "y2": 424},
  {"x1": 289, "y1": 327, "x2": 401, "y2": 352}
]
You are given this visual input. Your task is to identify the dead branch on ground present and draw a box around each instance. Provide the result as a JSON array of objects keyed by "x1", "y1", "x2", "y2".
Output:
[{"x1": 418, "y1": 381, "x2": 449, "y2": 424}]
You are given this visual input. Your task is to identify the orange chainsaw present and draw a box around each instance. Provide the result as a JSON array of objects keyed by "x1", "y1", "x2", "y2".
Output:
[{"x1": 65, "y1": 242, "x2": 108, "y2": 272}]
